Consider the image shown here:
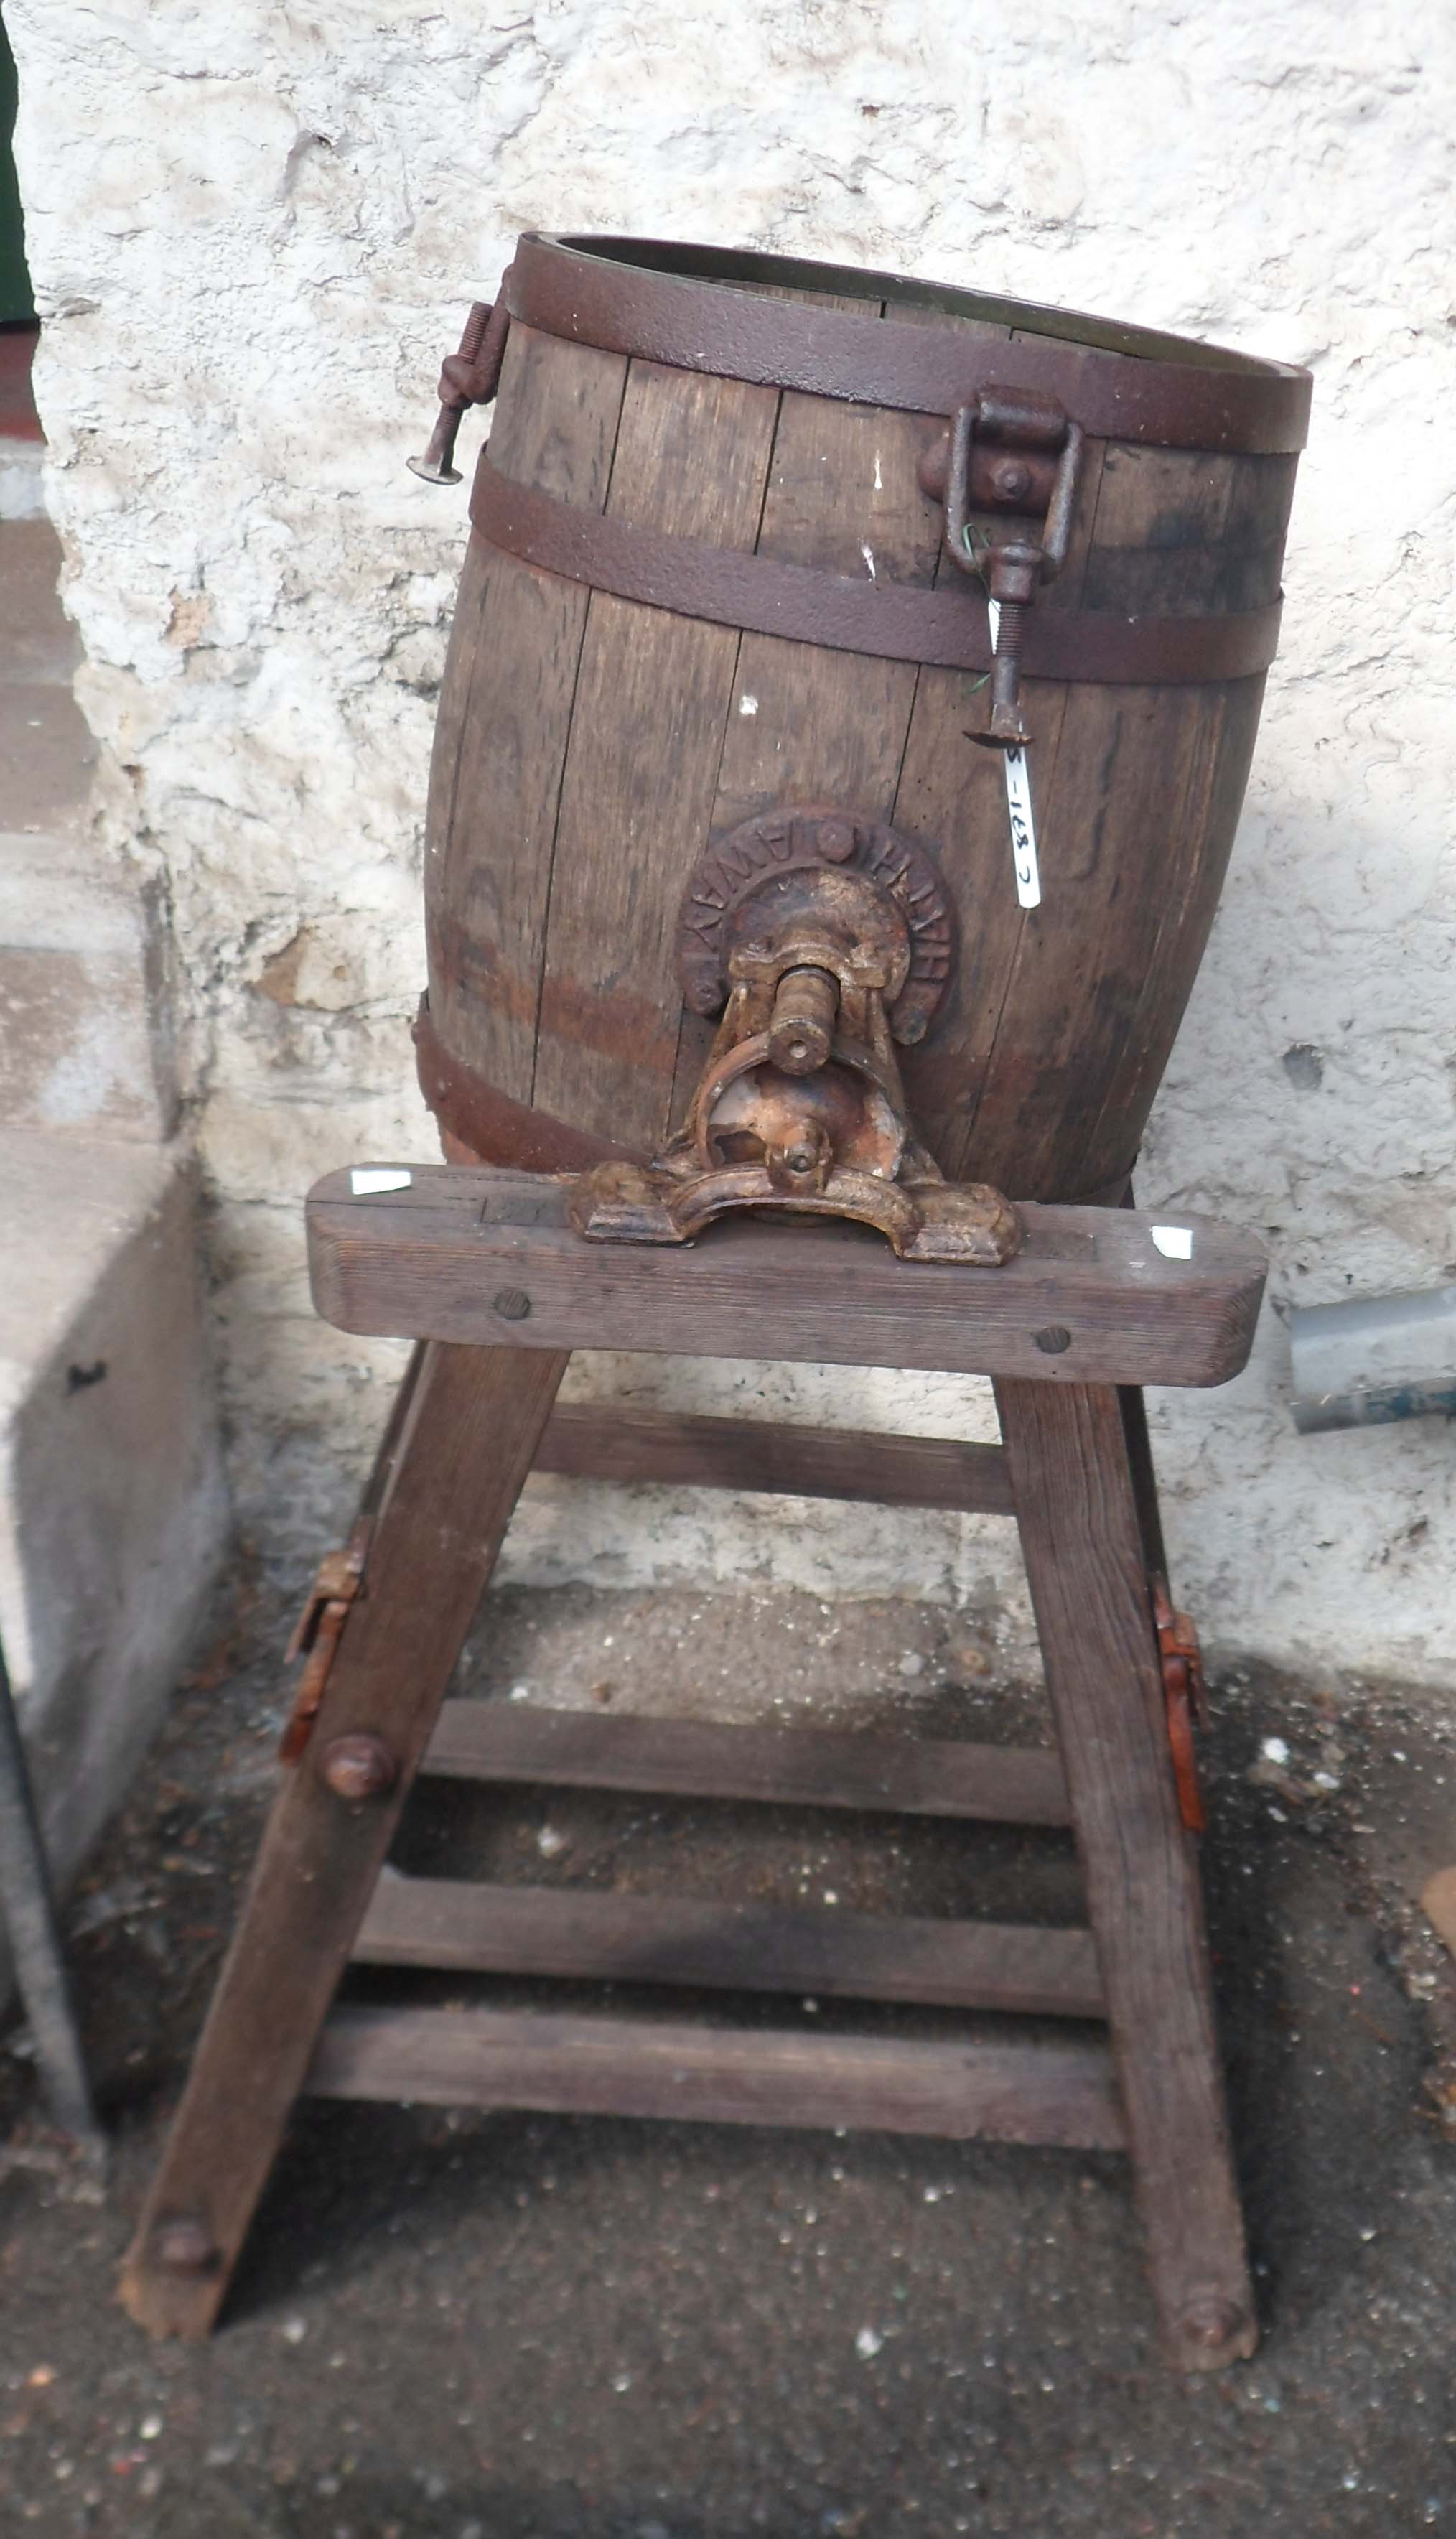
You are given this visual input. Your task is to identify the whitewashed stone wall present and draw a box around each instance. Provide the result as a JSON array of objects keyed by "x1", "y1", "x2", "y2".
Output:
[{"x1": 9, "y1": 1, "x2": 1455, "y2": 1680}]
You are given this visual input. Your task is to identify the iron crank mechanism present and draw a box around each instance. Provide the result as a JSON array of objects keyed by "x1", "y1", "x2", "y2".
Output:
[
  {"x1": 569, "y1": 808, "x2": 1022, "y2": 1265},
  {"x1": 918, "y1": 389, "x2": 1084, "y2": 749}
]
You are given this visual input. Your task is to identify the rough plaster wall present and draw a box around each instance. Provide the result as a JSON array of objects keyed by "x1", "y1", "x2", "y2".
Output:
[{"x1": 8, "y1": 1, "x2": 1455, "y2": 1680}]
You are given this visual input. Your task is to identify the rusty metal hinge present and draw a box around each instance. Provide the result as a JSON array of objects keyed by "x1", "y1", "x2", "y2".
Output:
[
  {"x1": 277, "y1": 1519, "x2": 371, "y2": 1764},
  {"x1": 1152, "y1": 1575, "x2": 1209, "y2": 1835}
]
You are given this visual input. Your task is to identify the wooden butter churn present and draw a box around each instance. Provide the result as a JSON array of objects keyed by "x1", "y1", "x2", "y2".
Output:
[
  {"x1": 413, "y1": 236, "x2": 1303, "y2": 1240},
  {"x1": 121, "y1": 237, "x2": 1307, "y2": 2370}
]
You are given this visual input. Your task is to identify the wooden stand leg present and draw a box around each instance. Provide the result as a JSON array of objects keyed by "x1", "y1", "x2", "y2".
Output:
[
  {"x1": 1117, "y1": 1384, "x2": 1169, "y2": 1577},
  {"x1": 996, "y1": 1377, "x2": 1256, "y2": 2372},
  {"x1": 119, "y1": 1339, "x2": 568, "y2": 2337}
]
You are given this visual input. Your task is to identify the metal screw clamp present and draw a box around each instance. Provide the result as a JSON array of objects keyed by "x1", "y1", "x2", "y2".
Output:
[
  {"x1": 408, "y1": 280, "x2": 513, "y2": 485},
  {"x1": 934, "y1": 389, "x2": 1085, "y2": 747}
]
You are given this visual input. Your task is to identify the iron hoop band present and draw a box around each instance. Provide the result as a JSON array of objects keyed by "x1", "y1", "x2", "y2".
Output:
[
  {"x1": 470, "y1": 459, "x2": 1283, "y2": 686},
  {"x1": 505, "y1": 234, "x2": 1311, "y2": 457}
]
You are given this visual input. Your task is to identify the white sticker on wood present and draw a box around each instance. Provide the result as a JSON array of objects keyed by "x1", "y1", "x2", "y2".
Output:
[
  {"x1": 988, "y1": 598, "x2": 1041, "y2": 910},
  {"x1": 350, "y1": 1168, "x2": 414, "y2": 1196}
]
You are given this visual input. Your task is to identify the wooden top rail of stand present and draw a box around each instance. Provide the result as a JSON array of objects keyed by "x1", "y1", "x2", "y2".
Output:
[{"x1": 307, "y1": 1166, "x2": 1266, "y2": 1387}]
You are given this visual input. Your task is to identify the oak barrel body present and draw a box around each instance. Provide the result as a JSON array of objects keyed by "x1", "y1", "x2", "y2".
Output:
[{"x1": 421, "y1": 235, "x2": 1307, "y2": 1203}]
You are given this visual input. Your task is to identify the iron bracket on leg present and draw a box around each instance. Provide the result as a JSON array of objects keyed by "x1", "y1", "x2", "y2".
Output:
[
  {"x1": 1152, "y1": 1574, "x2": 1210, "y2": 1835},
  {"x1": 278, "y1": 1521, "x2": 371, "y2": 1764}
]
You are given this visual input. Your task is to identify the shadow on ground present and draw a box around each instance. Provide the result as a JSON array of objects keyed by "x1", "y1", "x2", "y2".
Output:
[{"x1": 3, "y1": 1578, "x2": 1456, "y2": 2535}]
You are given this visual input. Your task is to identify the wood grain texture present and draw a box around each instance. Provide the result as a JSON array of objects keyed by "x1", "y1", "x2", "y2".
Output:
[
  {"x1": 956, "y1": 671, "x2": 1261, "y2": 1201},
  {"x1": 667, "y1": 358, "x2": 942, "y2": 1125},
  {"x1": 902, "y1": 433, "x2": 1282, "y2": 1200},
  {"x1": 1070, "y1": 674, "x2": 1265, "y2": 1182},
  {"x1": 118, "y1": 1341, "x2": 568, "y2": 2338},
  {"x1": 426, "y1": 325, "x2": 628, "y2": 1097},
  {"x1": 996, "y1": 1377, "x2": 1256, "y2": 2369},
  {"x1": 534, "y1": 1401, "x2": 1016, "y2": 1512},
  {"x1": 422, "y1": 1700, "x2": 1072, "y2": 1827},
  {"x1": 531, "y1": 357, "x2": 780, "y2": 1146},
  {"x1": 1080, "y1": 447, "x2": 1297, "y2": 618},
  {"x1": 305, "y1": 1165, "x2": 1268, "y2": 1388},
  {"x1": 893, "y1": 432, "x2": 1107, "y2": 1182},
  {"x1": 306, "y1": 2003, "x2": 1126, "y2": 2150},
  {"x1": 1118, "y1": 1380, "x2": 1170, "y2": 1578},
  {"x1": 421, "y1": 535, "x2": 488, "y2": 963},
  {"x1": 354, "y1": 1877, "x2": 1104, "y2": 2018}
]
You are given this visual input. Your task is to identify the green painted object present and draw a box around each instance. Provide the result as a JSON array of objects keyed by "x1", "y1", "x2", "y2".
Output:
[{"x1": 0, "y1": 7, "x2": 34, "y2": 324}]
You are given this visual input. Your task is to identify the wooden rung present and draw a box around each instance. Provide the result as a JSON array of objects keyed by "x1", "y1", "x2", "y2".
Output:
[
  {"x1": 306, "y1": 2004, "x2": 1126, "y2": 2148},
  {"x1": 353, "y1": 1876, "x2": 1104, "y2": 2018},
  {"x1": 307, "y1": 1165, "x2": 1268, "y2": 1388},
  {"x1": 534, "y1": 1403, "x2": 1015, "y2": 1512},
  {"x1": 423, "y1": 1702, "x2": 1073, "y2": 1827}
]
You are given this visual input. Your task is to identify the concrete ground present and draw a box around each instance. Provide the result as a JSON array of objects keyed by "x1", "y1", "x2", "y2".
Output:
[{"x1": 4, "y1": 1570, "x2": 1456, "y2": 2537}]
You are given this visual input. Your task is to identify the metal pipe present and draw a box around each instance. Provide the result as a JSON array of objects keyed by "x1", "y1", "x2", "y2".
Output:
[
  {"x1": 766, "y1": 966, "x2": 838, "y2": 1076},
  {"x1": 1289, "y1": 1282, "x2": 1456, "y2": 1435}
]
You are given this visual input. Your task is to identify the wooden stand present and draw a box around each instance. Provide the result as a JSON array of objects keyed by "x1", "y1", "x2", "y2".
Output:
[{"x1": 120, "y1": 1168, "x2": 1267, "y2": 2370}]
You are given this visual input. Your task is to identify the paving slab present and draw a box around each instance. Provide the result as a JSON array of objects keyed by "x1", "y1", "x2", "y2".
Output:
[
  {"x1": 0, "y1": 679, "x2": 97, "y2": 833},
  {"x1": 0, "y1": 521, "x2": 80, "y2": 680}
]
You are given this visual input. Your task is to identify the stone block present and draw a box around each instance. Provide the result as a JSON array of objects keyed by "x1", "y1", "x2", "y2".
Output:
[
  {"x1": 0, "y1": 1129, "x2": 229, "y2": 1963},
  {"x1": 0, "y1": 834, "x2": 176, "y2": 1138}
]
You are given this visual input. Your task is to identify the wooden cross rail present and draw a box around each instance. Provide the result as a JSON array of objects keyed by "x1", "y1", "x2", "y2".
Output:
[
  {"x1": 307, "y1": 2011, "x2": 1126, "y2": 2151},
  {"x1": 421, "y1": 1698, "x2": 1072, "y2": 1822},
  {"x1": 354, "y1": 1872, "x2": 1105, "y2": 2018},
  {"x1": 533, "y1": 1401, "x2": 1018, "y2": 1513},
  {"x1": 306, "y1": 1165, "x2": 1266, "y2": 1387},
  {"x1": 120, "y1": 1168, "x2": 1266, "y2": 2372}
]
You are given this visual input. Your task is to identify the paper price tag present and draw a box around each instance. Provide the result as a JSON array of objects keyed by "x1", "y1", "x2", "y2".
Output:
[
  {"x1": 986, "y1": 599, "x2": 1041, "y2": 910},
  {"x1": 1003, "y1": 746, "x2": 1040, "y2": 909}
]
